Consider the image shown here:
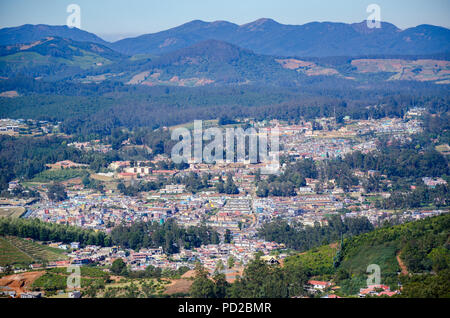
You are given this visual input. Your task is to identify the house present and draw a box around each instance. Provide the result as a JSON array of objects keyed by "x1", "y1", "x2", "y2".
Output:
[
  {"x1": 0, "y1": 286, "x2": 16, "y2": 298},
  {"x1": 29, "y1": 263, "x2": 43, "y2": 270},
  {"x1": 359, "y1": 284, "x2": 398, "y2": 297},
  {"x1": 307, "y1": 280, "x2": 332, "y2": 291},
  {"x1": 20, "y1": 292, "x2": 42, "y2": 298},
  {"x1": 68, "y1": 291, "x2": 82, "y2": 298},
  {"x1": 71, "y1": 242, "x2": 80, "y2": 249},
  {"x1": 322, "y1": 294, "x2": 341, "y2": 298}
]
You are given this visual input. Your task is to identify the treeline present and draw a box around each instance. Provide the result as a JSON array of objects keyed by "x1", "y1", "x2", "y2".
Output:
[
  {"x1": 117, "y1": 181, "x2": 163, "y2": 196},
  {"x1": 339, "y1": 213, "x2": 450, "y2": 272},
  {"x1": 2, "y1": 76, "x2": 448, "y2": 137},
  {"x1": 379, "y1": 184, "x2": 449, "y2": 209},
  {"x1": 256, "y1": 159, "x2": 316, "y2": 197},
  {"x1": 344, "y1": 142, "x2": 449, "y2": 180},
  {"x1": 110, "y1": 219, "x2": 220, "y2": 253},
  {"x1": 0, "y1": 217, "x2": 110, "y2": 247},
  {"x1": 257, "y1": 215, "x2": 374, "y2": 252},
  {"x1": 0, "y1": 217, "x2": 222, "y2": 254}
]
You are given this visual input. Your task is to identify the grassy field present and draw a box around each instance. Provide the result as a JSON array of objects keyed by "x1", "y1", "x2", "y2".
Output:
[
  {"x1": 30, "y1": 169, "x2": 89, "y2": 183},
  {"x1": 340, "y1": 241, "x2": 400, "y2": 275},
  {"x1": 284, "y1": 244, "x2": 338, "y2": 278},
  {"x1": 0, "y1": 206, "x2": 26, "y2": 218},
  {"x1": 169, "y1": 119, "x2": 246, "y2": 131},
  {"x1": 0, "y1": 236, "x2": 67, "y2": 266},
  {"x1": 0, "y1": 236, "x2": 33, "y2": 266}
]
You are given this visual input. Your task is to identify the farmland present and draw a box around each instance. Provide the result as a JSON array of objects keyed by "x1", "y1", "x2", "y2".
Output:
[
  {"x1": 0, "y1": 206, "x2": 26, "y2": 218},
  {"x1": 0, "y1": 236, "x2": 67, "y2": 266}
]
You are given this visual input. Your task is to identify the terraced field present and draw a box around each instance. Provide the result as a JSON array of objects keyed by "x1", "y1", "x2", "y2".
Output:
[
  {"x1": 0, "y1": 236, "x2": 67, "y2": 266},
  {"x1": 0, "y1": 206, "x2": 26, "y2": 218},
  {"x1": 0, "y1": 236, "x2": 33, "y2": 266}
]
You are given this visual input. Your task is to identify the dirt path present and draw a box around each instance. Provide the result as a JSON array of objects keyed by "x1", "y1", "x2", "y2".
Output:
[
  {"x1": 0, "y1": 271, "x2": 45, "y2": 296},
  {"x1": 396, "y1": 252, "x2": 408, "y2": 275}
]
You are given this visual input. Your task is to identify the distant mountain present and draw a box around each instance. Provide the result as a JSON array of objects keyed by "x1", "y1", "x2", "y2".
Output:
[
  {"x1": 109, "y1": 39, "x2": 303, "y2": 86},
  {"x1": 2, "y1": 20, "x2": 449, "y2": 58},
  {"x1": 110, "y1": 19, "x2": 450, "y2": 57},
  {"x1": 0, "y1": 24, "x2": 108, "y2": 46},
  {"x1": 1, "y1": 23, "x2": 448, "y2": 85},
  {"x1": 78, "y1": 39, "x2": 450, "y2": 87},
  {"x1": 0, "y1": 37, "x2": 125, "y2": 77}
]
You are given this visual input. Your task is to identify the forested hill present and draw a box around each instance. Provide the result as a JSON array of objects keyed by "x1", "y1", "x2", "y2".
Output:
[
  {"x1": 282, "y1": 213, "x2": 450, "y2": 297},
  {"x1": 0, "y1": 24, "x2": 108, "y2": 46},
  {"x1": 335, "y1": 213, "x2": 450, "y2": 296}
]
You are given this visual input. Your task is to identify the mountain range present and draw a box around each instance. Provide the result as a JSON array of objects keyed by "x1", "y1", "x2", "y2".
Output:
[
  {"x1": 0, "y1": 19, "x2": 449, "y2": 86},
  {"x1": 1, "y1": 19, "x2": 449, "y2": 57}
]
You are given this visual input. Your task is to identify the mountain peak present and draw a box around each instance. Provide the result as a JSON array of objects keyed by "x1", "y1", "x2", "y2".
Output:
[
  {"x1": 0, "y1": 24, "x2": 108, "y2": 46},
  {"x1": 241, "y1": 18, "x2": 280, "y2": 31}
]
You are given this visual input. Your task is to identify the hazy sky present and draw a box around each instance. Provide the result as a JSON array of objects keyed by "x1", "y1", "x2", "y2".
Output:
[{"x1": 1, "y1": 0, "x2": 449, "y2": 41}]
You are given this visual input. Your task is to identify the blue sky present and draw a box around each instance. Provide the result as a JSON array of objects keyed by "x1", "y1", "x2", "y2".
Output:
[{"x1": 1, "y1": 0, "x2": 449, "y2": 41}]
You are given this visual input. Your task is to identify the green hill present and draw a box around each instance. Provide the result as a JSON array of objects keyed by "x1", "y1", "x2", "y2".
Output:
[
  {"x1": 284, "y1": 213, "x2": 450, "y2": 297},
  {"x1": 336, "y1": 213, "x2": 450, "y2": 295},
  {"x1": 0, "y1": 37, "x2": 125, "y2": 77}
]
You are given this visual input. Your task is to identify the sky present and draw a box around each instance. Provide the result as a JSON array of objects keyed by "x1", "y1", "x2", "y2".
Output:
[{"x1": 0, "y1": 0, "x2": 449, "y2": 41}]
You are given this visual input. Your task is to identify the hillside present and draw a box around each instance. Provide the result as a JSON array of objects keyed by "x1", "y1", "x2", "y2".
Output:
[
  {"x1": 0, "y1": 24, "x2": 108, "y2": 46},
  {"x1": 0, "y1": 236, "x2": 67, "y2": 267},
  {"x1": 0, "y1": 37, "x2": 126, "y2": 77},
  {"x1": 283, "y1": 213, "x2": 450, "y2": 297},
  {"x1": 117, "y1": 39, "x2": 302, "y2": 86},
  {"x1": 337, "y1": 214, "x2": 450, "y2": 295},
  {"x1": 77, "y1": 40, "x2": 450, "y2": 86}
]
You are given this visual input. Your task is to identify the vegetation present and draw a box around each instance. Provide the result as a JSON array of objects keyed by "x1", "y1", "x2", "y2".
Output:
[
  {"x1": 190, "y1": 256, "x2": 309, "y2": 298},
  {"x1": 258, "y1": 215, "x2": 374, "y2": 252},
  {"x1": 284, "y1": 244, "x2": 337, "y2": 278},
  {"x1": 31, "y1": 168, "x2": 89, "y2": 183},
  {"x1": 110, "y1": 219, "x2": 220, "y2": 254},
  {"x1": 335, "y1": 213, "x2": 450, "y2": 296},
  {"x1": 0, "y1": 235, "x2": 66, "y2": 266},
  {"x1": 0, "y1": 236, "x2": 33, "y2": 266},
  {"x1": 0, "y1": 217, "x2": 111, "y2": 247}
]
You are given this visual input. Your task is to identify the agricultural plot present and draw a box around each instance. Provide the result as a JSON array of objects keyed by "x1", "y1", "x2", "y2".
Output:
[
  {"x1": 0, "y1": 206, "x2": 26, "y2": 218},
  {"x1": 30, "y1": 169, "x2": 89, "y2": 183},
  {"x1": 0, "y1": 236, "x2": 33, "y2": 266},
  {"x1": 0, "y1": 236, "x2": 67, "y2": 266}
]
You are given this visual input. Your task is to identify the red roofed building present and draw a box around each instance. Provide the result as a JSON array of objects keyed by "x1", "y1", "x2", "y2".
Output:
[
  {"x1": 359, "y1": 284, "x2": 399, "y2": 297},
  {"x1": 308, "y1": 280, "x2": 332, "y2": 291}
]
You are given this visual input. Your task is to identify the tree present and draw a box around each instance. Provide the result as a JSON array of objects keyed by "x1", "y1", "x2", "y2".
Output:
[
  {"x1": 190, "y1": 264, "x2": 215, "y2": 298},
  {"x1": 47, "y1": 183, "x2": 67, "y2": 202},
  {"x1": 227, "y1": 256, "x2": 235, "y2": 269},
  {"x1": 224, "y1": 229, "x2": 232, "y2": 244},
  {"x1": 428, "y1": 247, "x2": 450, "y2": 273},
  {"x1": 225, "y1": 173, "x2": 239, "y2": 195},
  {"x1": 213, "y1": 272, "x2": 230, "y2": 298},
  {"x1": 215, "y1": 260, "x2": 225, "y2": 272},
  {"x1": 111, "y1": 258, "x2": 127, "y2": 276}
]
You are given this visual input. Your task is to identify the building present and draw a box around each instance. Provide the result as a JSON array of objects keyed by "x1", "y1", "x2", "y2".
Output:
[
  {"x1": 68, "y1": 291, "x2": 82, "y2": 298},
  {"x1": 307, "y1": 280, "x2": 332, "y2": 291}
]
